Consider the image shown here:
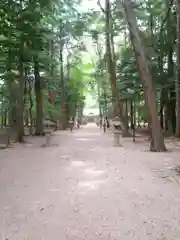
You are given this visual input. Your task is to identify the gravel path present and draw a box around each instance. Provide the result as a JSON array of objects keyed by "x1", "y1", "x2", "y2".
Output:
[{"x1": 0, "y1": 124, "x2": 180, "y2": 240}]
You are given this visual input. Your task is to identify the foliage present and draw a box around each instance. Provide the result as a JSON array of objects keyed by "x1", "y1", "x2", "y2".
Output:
[{"x1": 0, "y1": 0, "x2": 179, "y2": 142}]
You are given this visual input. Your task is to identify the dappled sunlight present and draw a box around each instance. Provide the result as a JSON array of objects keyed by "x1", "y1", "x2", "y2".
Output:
[
  {"x1": 70, "y1": 163, "x2": 107, "y2": 192},
  {"x1": 77, "y1": 167, "x2": 107, "y2": 192},
  {"x1": 65, "y1": 161, "x2": 93, "y2": 172},
  {"x1": 71, "y1": 161, "x2": 86, "y2": 167},
  {"x1": 165, "y1": 138, "x2": 180, "y2": 151},
  {"x1": 83, "y1": 168, "x2": 105, "y2": 177},
  {"x1": 75, "y1": 138, "x2": 90, "y2": 141},
  {"x1": 78, "y1": 180, "x2": 105, "y2": 191}
]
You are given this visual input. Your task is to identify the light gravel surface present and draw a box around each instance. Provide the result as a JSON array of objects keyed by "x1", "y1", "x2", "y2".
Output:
[{"x1": 0, "y1": 124, "x2": 180, "y2": 240}]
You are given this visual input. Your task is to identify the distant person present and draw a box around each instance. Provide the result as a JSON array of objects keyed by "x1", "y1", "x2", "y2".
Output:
[
  {"x1": 103, "y1": 118, "x2": 106, "y2": 133},
  {"x1": 106, "y1": 117, "x2": 110, "y2": 129},
  {"x1": 77, "y1": 118, "x2": 80, "y2": 128},
  {"x1": 68, "y1": 117, "x2": 74, "y2": 132},
  {"x1": 99, "y1": 118, "x2": 102, "y2": 130}
]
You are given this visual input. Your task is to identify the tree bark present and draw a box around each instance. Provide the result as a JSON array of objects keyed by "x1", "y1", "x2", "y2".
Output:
[
  {"x1": 158, "y1": 55, "x2": 165, "y2": 130},
  {"x1": 105, "y1": 0, "x2": 130, "y2": 136},
  {"x1": 122, "y1": 0, "x2": 167, "y2": 151},
  {"x1": 34, "y1": 56, "x2": 44, "y2": 135},
  {"x1": 27, "y1": 76, "x2": 33, "y2": 135},
  {"x1": 167, "y1": 48, "x2": 176, "y2": 135},
  {"x1": 59, "y1": 21, "x2": 68, "y2": 129},
  {"x1": 176, "y1": 0, "x2": 180, "y2": 137},
  {"x1": 17, "y1": 39, "x2": 25, "y2": 142}
]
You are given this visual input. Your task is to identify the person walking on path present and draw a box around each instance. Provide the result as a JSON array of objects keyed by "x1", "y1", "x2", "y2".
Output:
[
  {"x1": 103, "y1": 118, "x2": 106, "y2": 133},
  {"x1": 99, "y1": 118, "x2": 103, "y2": 131},
  {"x1": 105, "y1": 116, "x2": 110, "y2": 130},
  {"x1": 68, "y1": 117, "x2": 74, "y2": 132}
]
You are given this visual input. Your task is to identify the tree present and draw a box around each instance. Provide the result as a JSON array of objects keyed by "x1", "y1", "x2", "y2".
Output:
[
  {"x1": 122, "y1": 0, "x2": 167, "y2": 151},
  {"x1": 176, "y1": 0, "x2": 180, "y2": 137},
  {"x1": 0, "y1": 0, "x2": 88, "y2": 139},
  {"x1": 105, "y1": 0, "x2": 130, "y2": 135},
  {"x1": 96, "y1": 0, "x2": 130, "y2": 135}
]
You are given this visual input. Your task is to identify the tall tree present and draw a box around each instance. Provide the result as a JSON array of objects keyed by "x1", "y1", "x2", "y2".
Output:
[
  {"x1": 99, "y1": 0, "x2": 130, "y2": 135},
  {"x1": 122, "y1": 0, "x2": 167, "y2": 151},
  {"x1": 176, "y1": 0, "x2": 180, "y2": 137}
]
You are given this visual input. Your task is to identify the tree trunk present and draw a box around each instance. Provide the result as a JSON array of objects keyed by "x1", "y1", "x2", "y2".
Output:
[
  {"x1": 34, "y1": 56, "x2": 44, "y2": 135},
  {"x1": 105, "y1": 0, "x2": 130, "y2": 136},
  {"x1": 59, "y1": 22, "x2": 68, "y2": 129},
  {"x1": 103, "y1": 89, "x2": 107, "y2": 115},
  {"x1": 176, "y1": 0, "x2": 180, "y2": 137},
  {"x1": 97, "y1": 78, "x2": 102, "y2": 117},
  {"x1": 27, "y1": 77, "x2": 33, "y2": 135},
  {"x1": 17, "y1": 40, "x2": 25, "y2": 142},
  {"x1": 24, "y1": 68, "x2": 29, "y2": 129},
  {"x1": 158, "y1": 56, "x2": 165, "y2": 130},
  {"x1": 66, "y1": 51, "x2": 71, "y2": 119},
  {"x1": 125, "y1": 100, "x2": 128, "y2": 124},
  {"x1": 122, "y1": 0, "x2": 167, "y2": 151},
  {"x1": 1, "y1": 96, "x2": 4, "y2": 127},
  {"x1": 130, "y1": 100, "x2": 133, "y2": 129},
  {"x1": 159, "y1": 104, "x2": 164, "y2": 129},
  {"x1": 7, "y1": 25, "x2": 14, "y2": 128},
  {"x1": 9, "y1": 82, "x2": 18, "y2": 128},
  {"x1": 169, "y1": 91, "x2": 176, "y2": 135},
  {"x1": 167, "y1": 48, "x2": 176, "y2": 135},
  {"x1": 3, "y1": 110, "x2": 7, "y2": 126}
]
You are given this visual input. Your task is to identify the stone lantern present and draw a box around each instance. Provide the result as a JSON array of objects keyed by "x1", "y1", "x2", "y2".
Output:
[{"x1": 111, "y1": 116, "x2": 121, "y2": 146}]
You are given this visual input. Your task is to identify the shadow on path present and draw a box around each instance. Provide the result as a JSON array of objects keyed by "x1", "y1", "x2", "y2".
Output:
[{"x1": 0, "y1": 123, "x2": 180, "y2": 240}]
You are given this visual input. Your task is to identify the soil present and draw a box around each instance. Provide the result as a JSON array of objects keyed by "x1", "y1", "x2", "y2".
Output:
[{"x1": 0, "y1": 124, "x2": 180, "y2": 240}]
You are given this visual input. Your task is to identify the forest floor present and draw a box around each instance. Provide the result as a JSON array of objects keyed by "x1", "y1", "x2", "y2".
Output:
[{"x1": 0, "y1": 124, "x2": 180, "y2": 240}]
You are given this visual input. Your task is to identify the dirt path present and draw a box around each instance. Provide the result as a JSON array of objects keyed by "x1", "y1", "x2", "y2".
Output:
[{"x1": 0, "y1": 124, "x2": 180, "y2": 240}]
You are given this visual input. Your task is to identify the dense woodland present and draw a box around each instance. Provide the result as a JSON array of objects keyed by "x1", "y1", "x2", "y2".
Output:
[{"x1": 1, "y1": 0, "x2": 180, "y2": 152}]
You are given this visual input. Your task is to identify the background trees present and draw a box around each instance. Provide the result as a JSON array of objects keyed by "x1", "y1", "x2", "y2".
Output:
[
  {"x1": 85, "y1": 0, "x2": 179, "y2": 151},
  {"x1": 1, "y1": 0, "x2": 180, "y2": 151},
  {"x1": 0, "y1": 0, "x2": 88, "y2": 138}
]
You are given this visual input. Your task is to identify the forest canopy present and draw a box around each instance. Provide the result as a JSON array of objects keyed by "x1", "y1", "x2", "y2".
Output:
[{"x1": 0, "y1": 0, "x2": 180, "y2": 151}]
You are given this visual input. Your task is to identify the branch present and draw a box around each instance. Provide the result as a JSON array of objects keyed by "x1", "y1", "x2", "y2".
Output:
[{"x1": 97, "y1": 0, "x2": 105, "y2": 13}]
